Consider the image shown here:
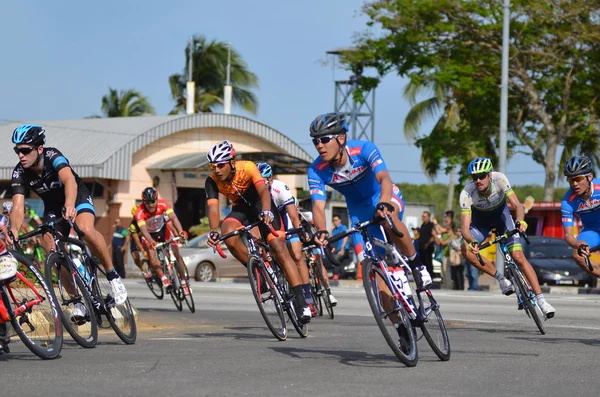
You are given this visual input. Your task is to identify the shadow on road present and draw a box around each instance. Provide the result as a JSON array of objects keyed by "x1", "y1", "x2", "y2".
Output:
[
  {"x1": 510, "y1": 336, "x2": 600, "y2": 347},
  {"x1": 270, "y1": 346, "x2": 406, "y2": 368}
]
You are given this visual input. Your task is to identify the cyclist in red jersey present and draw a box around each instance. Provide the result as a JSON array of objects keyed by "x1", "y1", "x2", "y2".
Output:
[{"x1": 135, "y1": 187, "x2": 190, "y2": 295}]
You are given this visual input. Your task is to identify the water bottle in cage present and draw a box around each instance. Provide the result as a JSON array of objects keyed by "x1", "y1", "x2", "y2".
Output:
[
  {"x1": 265, "y1": 260, "x2": 277, "y2": 283},
  {"x1": 73, "y1": 256, "x2": 91, "y2": 283}
]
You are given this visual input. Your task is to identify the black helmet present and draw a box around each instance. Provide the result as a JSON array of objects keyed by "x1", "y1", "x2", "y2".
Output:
[
  {"x1": 12, "y1": 124, "x2": 46, "y2": 146},
  {"x1": 141, "y1": 187, "x2": 158, "y2": 202},
  {"x1": 309, "y1": 113, "x2": 349, "y2": 137},
  {"x1": 564, "y1": 155, "x2": 592, "y2": 177}
]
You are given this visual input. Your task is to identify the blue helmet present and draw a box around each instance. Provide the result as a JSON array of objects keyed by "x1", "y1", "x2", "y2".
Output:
[
  {"x1": 256, "y1": 163, "x2": 273, "y2": 178},
  {"x1": 12, "y1": 124, "x2": 45, "y2": 146},
  {"x1": 467, "y1": 157, "x2": 493, "y2": 175}
]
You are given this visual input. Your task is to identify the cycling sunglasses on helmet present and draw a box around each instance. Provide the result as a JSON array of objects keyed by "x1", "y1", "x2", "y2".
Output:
[{"x1": 312, "y1": 135, "x2": 337, "y2": 145}]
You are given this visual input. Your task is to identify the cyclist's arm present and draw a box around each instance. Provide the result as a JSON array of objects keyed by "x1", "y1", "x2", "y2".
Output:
[
  {"x1": 561, "y1": 198, "x2": 579, "y2": 249},
  {"x1": 205, "y1": 177, "x2": 221, "y2": 232},
  {"x1": 57, "y1": 167, "x2": 77, "y2": 211},
  {"x1": 459, "y1": 188, "x2": 475, "y2": 244},
  {"x1": 166, "y1": 211, "x2": 184, "y2": 234},
  {"x1": 286, "y1": 203, "x2": 302, "y2": 229},
  {"x1": 138, "y1": 223, "x2": 154, "y2": 246},
  {"x1": 563, "y1": 225, "x2": 580, "y2": 249},
  {"x1": 308, "y1": 166, "x2": 327, "y2": 232},
  {"x1": 506, "y1": 192, "x2": 524, "y2": 223},
  {"x1": 256, "y1": 182, "x2": 272, "y2": 214},
  {"x1": 312, "y1": 200, "x2": 327, "y2": 232},
  {"x1": 375, "y1": 170, "x2": 394, "y2": 203},
  {"x1": 10, "y1": 194, "x2": 25, "y2": 239}
]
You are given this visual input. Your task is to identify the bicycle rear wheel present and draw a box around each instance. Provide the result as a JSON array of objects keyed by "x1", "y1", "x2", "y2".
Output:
[
  {"x1": 165, "y1": 262, "x2": 183, "y2": 311},
  {"x1": 508, "y1": 266, "x2": 545, "y2": 335},
  {"x1": 144, "y1": 260, "x2": 164, "y2": 300},
  {"x1": 92, "y1": 260, "x2": 137, "y2": 344},
  {"x1": 309, "y1": 274, "x2": 323, "y2": 316},
  {"x1": 247, "y1": 256, "x2": 287, "y2": 341},
  {"x1": 5, "y1": 252, "x2": 63, "y2": 359},
  {"x1": 273, "y1": 260, "x2": 308, "y2": 338},
  {"x1": 315, "y1": 266, "x2": 334, "y2": 319},
  {"x1": 414, "y1": 289, "x2": 450, "y2": 361},
  {"x1": 362, "y1": 258, "x2": 418, "y2": 366},
  {"x1": 175, "y1": 260, "x2": 195, "y2": 313},
  {"x1": 45, "y1": 252, "x2": 97, "y2": 348}
]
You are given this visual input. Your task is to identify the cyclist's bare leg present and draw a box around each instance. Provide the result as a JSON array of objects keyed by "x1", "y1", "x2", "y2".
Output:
[
  {"x1": 573, "y1": 242, "x2": 600, "y2": 276},
  {"x1": 288, "y1": 240, "x2": 309, "y2": 284},
  {"x1": 511, "y1": 249, "x2": 542, "y2": 294},
  {"x1": 75, "y1": 212, "x2": 114, "y2": 272},
  {"x1": 268, "y1": 236, "x2": 303, "y2": 286},
  {"x1": 221, "y1": 220, "x2": 250, "y2": 265},
  {"x1": 460, "y1": 244, "x2": 498, "y2": 277},
  {"x1": 316, "y1": 254, "x2": 330, "y2": 283},
  {"x1": 132, "y1": 250, "x2": 143, "y2": 271},
  {"x1": 171, "y1": 245, "x2": 187, "y2": 279},
  {"x1": 145, "y1": 246, "x2": 165, "y2": 277}
]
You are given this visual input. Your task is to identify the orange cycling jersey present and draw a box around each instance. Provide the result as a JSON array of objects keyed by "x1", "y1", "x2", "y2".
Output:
[
  {"x1": 135, "y1": 199, "x2": 174, "y2": 233},
  {"x1": 205, "y1": 160, "x2": 265, "y2": 206}
]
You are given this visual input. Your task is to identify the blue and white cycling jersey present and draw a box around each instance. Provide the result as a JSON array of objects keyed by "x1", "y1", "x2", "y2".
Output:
[
  {"x1": 561, "y1": 179, "x2": 600, "y2": 247},
  {"x1": 308, "y1": 140, "x2": 404, "y2": 256}
]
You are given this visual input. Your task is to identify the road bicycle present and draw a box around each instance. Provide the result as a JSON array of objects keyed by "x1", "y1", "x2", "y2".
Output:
[
  {"x1": 476, "y1": 225, "x2": 547, "y2": 335},
  {"x1": 216, "y1": 221, "x2": 308, "y2": 341},
  {"x1": 154, "y1": 236, "x2": 194, "y2": 313}
]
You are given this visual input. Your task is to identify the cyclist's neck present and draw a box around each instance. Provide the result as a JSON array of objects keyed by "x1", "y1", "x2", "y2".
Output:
[{"x1": 330, "y1": 148, "x2": 348, "y2": 168}]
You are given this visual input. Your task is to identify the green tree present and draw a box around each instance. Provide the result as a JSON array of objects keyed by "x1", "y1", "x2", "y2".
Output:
[
  {"x1": 350, "y1": 0, "x2": 600, "y2": 201},
  {"x1": 169, "y1": 35, "x2": 259, "y2": 114},
  {"x1": 91, "y1": 88, "x2": 155, "y2": 118}
]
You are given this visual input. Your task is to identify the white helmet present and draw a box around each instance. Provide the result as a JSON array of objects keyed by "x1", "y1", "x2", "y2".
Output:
[
  {"x1": 2, "y1": 202, "x2": 13, "y2": 214},
  {"x1": 300, "y1": 211, "x2": 313, "y2": 224},
  {"x1": 207, "y1": 140, "x2": 236, "y2": 163}
]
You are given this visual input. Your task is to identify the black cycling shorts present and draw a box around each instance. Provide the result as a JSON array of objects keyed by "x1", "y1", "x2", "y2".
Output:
[{"x1": 224, "y1": 199, "x2": 283, "y2": 241}]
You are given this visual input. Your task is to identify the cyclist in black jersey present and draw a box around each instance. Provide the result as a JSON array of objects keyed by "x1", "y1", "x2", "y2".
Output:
[{"x1": 9, "y1": 124, "x2": 128, "y2": 307}]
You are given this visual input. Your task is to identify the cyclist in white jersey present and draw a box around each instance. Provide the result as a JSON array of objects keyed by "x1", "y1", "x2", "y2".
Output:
[
  {"x1": 257, "y1": 163, "x2": 338, "y2": 315},
  {"x1": 460, "y1": 158, "x2": 555, "y2": 317}
]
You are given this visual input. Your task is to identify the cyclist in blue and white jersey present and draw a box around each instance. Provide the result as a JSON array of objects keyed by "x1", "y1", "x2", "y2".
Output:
[
  {"x1": 560, "y1": 155, "x2": 600, "y2": 275},
  {"x1": 460, "y1": 157, "x2": 555, "y2": 317},
  {"x1": 307, "y1": 112, "x2": 432, "y2": 288}
]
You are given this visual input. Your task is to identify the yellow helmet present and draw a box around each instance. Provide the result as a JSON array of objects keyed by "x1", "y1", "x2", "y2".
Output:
[{"x1": 131, "y1": 205, "x2": 138, "y2": 217}]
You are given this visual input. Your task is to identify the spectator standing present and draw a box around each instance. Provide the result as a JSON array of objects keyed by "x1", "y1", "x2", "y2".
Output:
[{"x1": 418, "y1": 211, "x2": 436, "y2": 280}]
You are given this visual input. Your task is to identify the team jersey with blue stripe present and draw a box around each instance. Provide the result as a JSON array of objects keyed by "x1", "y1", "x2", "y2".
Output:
[
  {"x1": 561, "y1": 179, "x2": 600, "y2": 230},
  {"x1": 308, "y1": 140, "x2": 389, "y2": 208},
  {"x1": 11, "y1": 147, "x2": 85, "y2": 207}
]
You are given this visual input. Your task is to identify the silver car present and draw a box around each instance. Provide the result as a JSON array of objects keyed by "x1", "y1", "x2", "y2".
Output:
[{"x1": 181, "y1": 233, "x2": 247, "y2": 282}]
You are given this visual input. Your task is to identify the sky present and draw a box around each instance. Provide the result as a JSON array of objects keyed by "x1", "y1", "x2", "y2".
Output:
[{"x1": 0, "y1": 0, "x2": 566, "y2": 188}]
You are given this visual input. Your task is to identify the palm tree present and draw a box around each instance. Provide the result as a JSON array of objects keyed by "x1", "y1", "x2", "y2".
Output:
[
  {"x1": 169, "y1": 35, "x2": 259, "y2": 115},
  {"x1": 90, "y1": 88, "x2": 155, "y2": 118},
  {"x1": 403, "y1": 80, "x2": 464, "y2": 209}
]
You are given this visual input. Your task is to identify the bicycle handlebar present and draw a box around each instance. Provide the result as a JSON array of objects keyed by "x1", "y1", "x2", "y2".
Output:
[
  {"x1": 475, "y1": 222, "x2": 529, "y2": 266},
  {"x1": 326, "y1": 215, "x2": 403, "y2": 246},
  {"x1": 154, "y1": 236, "x2": 184, "y2": 250},
  {"x1": 214, "y1": 220, "x2": 279, "y2": 258}
]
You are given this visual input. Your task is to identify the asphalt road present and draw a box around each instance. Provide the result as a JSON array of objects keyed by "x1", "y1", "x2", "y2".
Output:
[{"x1": 2, "y1": 280, "x2": 600, "y2": 397}]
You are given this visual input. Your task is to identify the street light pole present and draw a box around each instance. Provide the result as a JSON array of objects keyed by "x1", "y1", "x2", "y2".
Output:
[{"x1": 496, "y1": 0, "x2": 511, "y2": 276}]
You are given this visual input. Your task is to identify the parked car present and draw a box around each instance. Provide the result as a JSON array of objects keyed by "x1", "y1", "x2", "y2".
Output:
[
  {"x1": 523, "y1": 236, "x2": 597, "y2": 288},
  {"x1": 180, "y1": 233, "x2": 247, "y2": 282}
]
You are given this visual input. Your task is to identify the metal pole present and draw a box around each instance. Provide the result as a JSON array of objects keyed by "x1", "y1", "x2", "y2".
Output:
[
  {"x1": 496, "y1": 0, "x2": 510, "y2": 276},
  {"x1": 226, "y1": 42, "x2": 231, "y2": 86},
  {"x1": 188, "y1": 37, "x2": 193, "y2": 82}
]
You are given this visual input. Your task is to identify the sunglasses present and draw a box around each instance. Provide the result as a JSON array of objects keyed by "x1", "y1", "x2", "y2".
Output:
[
  {"x1": 567, "y1": 174, "x2": 589, "y2": 184},
  {"x1": 209, "y1": 162, "x2": 229, "y2": 170},
  {"x1": 144, "y1": 200, "x2": 157, "y2": 205},
  {"x1": 312, "y1": 135, "x2": 337, "y2": 145},
  {"x1": 13, "y1": 146, "x2": 35, "y2": 156},
  {"x1": 471, "y1": 173, "x2": 488, "y2": 181}
]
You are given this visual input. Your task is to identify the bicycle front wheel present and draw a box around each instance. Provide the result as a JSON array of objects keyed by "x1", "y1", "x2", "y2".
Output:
[
  {"x1": 414, "y1": 289, "x2": 450, "y2": 361},
  {"x1": 508, "y1": 266, "x2": 545, "y2": 335},
  {"x1": 5, "y1": 251, "x2": 63, "y2": 359},
  {"x1": 273, "y1": 260, "x2": 308, "y2": 338},
  {"x1": 362, "y1": 259, "x2": 418, "y2": 366},
  {"x1": 309, "y1": 273, "x2": 323, "y2": 317},
  {"x1": 247, "y1": 256, "x2": 287, "y2": 341},
  {"x1": 175, "y1": 260, "x2": 195, "y2": 313},
  {"x1": 315, "y1": 266, "x2": 334, "y2": 319},
  {"x1": 45, "y1": 252, "x2": 98, "y2": 348},
  {"x1": 144, "y1": 260, "x2": 164, "y2": 300},
  {"x1": 92, "y1": 261, "x2": 137, "y2": 344}
]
